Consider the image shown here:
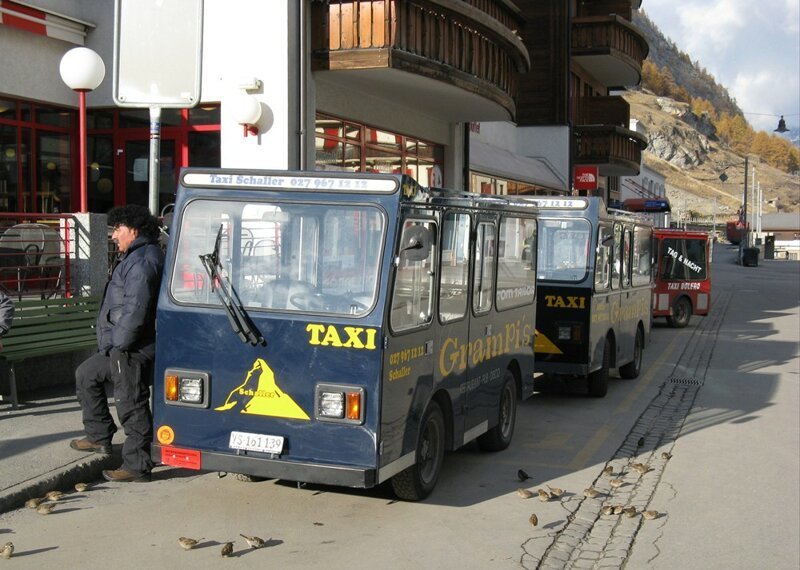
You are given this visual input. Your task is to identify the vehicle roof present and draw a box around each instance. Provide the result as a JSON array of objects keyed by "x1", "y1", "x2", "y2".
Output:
[{"x1": 654, "y1": 228, "x2": 710, "y2": 239}]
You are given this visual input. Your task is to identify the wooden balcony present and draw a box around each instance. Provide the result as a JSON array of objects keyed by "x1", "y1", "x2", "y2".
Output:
[
  {"x1": 311, "y1": 0, "x2": 531, "y2": 121},
  {"x1": 571, "y1": 15, "x2": 648, "y2": 88},
  {"x1": 573, "y1": 124, "x2": 647, "y2": 177},
  {"x1": 572, "y1": 95, "x2": 630, "y2": 129},
  {"x1": 576, "y1": 0, "x2": 641, "y2": 21}
]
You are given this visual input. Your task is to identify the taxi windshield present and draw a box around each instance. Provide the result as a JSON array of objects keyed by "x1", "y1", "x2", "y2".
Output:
[
  {"x1": 536, "y1": 218, "x2": 591, "y2": 282},
  {"x1": 170, "y1": 198, "x2": 384, "y2": 316}
]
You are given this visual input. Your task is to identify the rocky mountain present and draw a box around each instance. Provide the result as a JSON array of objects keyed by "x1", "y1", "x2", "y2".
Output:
[
  {"x1": 625, "y1": 91, "x2": 800, "y2": 216},
  {"x1": 633, "y1": 10, "x2": 742, "y2": 118},
  {"x1": 624, "y1": 10, "x2": 799, "y2": 217}
]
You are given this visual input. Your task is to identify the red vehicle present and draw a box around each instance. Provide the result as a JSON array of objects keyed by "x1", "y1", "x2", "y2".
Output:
[
  {"x1": 726, "y1": 220, "x2": 746, "y2": 244},
  {"x1": 652, "y1": 229, "x2": 712, "y2": 328}
]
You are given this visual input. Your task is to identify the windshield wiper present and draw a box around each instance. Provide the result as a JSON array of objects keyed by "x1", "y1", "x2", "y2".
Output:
[{"x1": 199, "y1": 224, "x2": 265, "y2": 346}]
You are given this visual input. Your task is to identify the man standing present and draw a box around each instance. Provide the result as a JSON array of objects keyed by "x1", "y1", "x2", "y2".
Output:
[
  {"x1": 70, "y1": 205, "x2": 164, "y2": 482},
  {"x1": 0, "y1": 289, "x2": 13, "y2": 337}
]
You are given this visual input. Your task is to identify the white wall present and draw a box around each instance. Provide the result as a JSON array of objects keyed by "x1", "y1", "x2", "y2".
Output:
[{"x1": 470, "y1": 122, "x2": 570, "y2": 189}]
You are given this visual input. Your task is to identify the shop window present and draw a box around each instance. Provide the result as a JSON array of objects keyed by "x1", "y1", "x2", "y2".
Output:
[
  {"x1": 119, "y1": 108, "x2": 181, "y2": 128},
  {"x1": 315, "y1": 113, "x2": 442, "y2": 181},
  {"x1": 35, "y1": 106, "x2": 71, "y2": 129},
  {"x1": 0, "y1": 99, "x2": 16, "y2": 120},
  {"x1": 38, "y1": 133, "x2": 71, "y2": 213},
  {"x1": 189, "y1": 131, "x2": 221, "y2": 168},
  {"x1": 87, "y1": 110, "x2": 114, "y2": 130},
  {"x1": 0, "y1": 125, "x2": 18, "y2": 211},
  {"x1": 88, "y1": 136, "x2": 115, "y2": 213},
  {"x1": 189, "y1": 105, "x2": 220, "y2": 125}
]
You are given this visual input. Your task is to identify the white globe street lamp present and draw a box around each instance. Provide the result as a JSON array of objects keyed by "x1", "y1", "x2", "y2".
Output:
[{"x1": 59, "y1": 47, "x2": 105, "y2": 213}]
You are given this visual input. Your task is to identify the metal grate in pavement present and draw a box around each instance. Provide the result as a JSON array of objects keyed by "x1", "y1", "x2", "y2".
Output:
[{"x1": 668, "y1": 376, "x2": 702, "y2": 385}]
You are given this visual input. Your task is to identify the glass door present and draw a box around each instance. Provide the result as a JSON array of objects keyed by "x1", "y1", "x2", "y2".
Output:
[{"x1": 117, "y1": 136, "x2": 177, "y2": 215}]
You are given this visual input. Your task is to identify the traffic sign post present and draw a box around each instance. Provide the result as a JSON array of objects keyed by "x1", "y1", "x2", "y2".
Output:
[{"x1": 113, "y1": 0, "x2": 204, "y2": 214}]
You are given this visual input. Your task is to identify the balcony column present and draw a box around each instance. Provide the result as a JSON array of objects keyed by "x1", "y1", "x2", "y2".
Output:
[{"x1": 207, "y1": 1, "x2": 307, "y2": 169}]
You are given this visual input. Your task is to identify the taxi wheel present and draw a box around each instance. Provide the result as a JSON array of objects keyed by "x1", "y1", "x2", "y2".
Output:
[
  {"x1": 588, "y1": 338, "x2": 610, "y2": 398},
  {"x1": 619, "y1": 329, "x2": 643, "y2": 379},
  {"x1": 391, "y1": 401, "x2": 445, "y2": 501},
  {"x1": 478, "y1": 371, "x2": 517, "y2": 451},
  {"x1": 667, "y1": 297, "x2": 692, "y2": 328}
]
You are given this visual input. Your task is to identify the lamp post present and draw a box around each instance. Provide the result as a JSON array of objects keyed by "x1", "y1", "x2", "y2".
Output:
[{"x1": 59, "y1": 47, "x2": 105, "y2": 213}]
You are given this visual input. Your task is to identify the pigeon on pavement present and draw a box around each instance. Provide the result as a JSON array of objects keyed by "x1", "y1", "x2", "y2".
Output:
[
  {"x1": 239, "y1": 534, "x2": 267, "y2": 549},
  {"x1": 178, "y1": 537, "x2": 201, "y2": 550},
  {"x1": 517, "y1": 488, "x2": 534, "y2": 499}
]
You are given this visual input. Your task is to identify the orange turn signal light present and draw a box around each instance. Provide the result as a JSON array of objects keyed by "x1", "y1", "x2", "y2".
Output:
[
  {"x1": 165, "y1": 374, "x2": 179, "y2": 401},
  {"x1": 346, "y1": 392, "x2": 361, "y2": 421}
]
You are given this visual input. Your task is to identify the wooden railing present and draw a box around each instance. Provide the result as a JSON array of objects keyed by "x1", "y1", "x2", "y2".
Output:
[
  {"x1": 571, "y1": 15, "x2": 648, "y2": 67},
  {"x1": 573, "y1": 125, "x2": 647, "y2": 175},
  {"x1": 572, "y1": 95, "x2": 630, "y2": 128},
  {"x1": 311, "y1": 0, "x2": 529, "y2": 112}
]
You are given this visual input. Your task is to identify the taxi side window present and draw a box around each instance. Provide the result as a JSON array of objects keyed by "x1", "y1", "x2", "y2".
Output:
[
  {"x1": 391, "y1": 219, "x2": 436, "y2": 332},
  {"x1": 438, "y1": 212, "x2": 470, "y2": 323}
]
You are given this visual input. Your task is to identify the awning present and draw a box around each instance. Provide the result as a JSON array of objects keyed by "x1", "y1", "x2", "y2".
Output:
[
  {"x1": 470, "y1": 141, "x2": 567, "y2": 192},
  {"x1": 623, "y1": 198, "x2": 671, "y2": 213}
]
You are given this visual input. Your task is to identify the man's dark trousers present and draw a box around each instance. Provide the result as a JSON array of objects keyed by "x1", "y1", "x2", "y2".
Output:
[{"x1": 75, "y1": 349, "x2": 154, "y2": 475}]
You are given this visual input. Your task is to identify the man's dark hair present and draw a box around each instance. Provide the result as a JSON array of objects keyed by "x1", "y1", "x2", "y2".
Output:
[{"x1": 108, "y1": 205, "x2": 160, "y2": 240}]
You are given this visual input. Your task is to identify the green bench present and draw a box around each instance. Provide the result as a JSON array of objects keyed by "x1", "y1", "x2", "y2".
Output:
[{"x1": 0, "y1": 296, "x2": 101, "y2": 409}]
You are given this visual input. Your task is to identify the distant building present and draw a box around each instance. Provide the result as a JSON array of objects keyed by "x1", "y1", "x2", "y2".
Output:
[
  {"x1": 761, "y1": 213, "x2": 800, "y2": 259},
  {"x1": 620, "y1": 157, "x2": 668, "y2": 227}
]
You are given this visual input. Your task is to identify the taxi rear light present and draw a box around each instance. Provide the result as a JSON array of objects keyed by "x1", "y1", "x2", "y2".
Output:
[{"x1": 315, "y1": 384, "x2": 365, "y2": 424}]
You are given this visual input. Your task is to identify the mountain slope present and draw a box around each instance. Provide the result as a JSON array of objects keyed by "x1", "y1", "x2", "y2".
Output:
[{"x1": 625, "y1": 91, "x2": 800, "y2": 216}]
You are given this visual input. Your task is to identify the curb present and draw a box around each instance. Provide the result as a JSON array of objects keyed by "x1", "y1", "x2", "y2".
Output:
[{"x1": 0, "y1": 452, "x2": 119, "y2": 514}]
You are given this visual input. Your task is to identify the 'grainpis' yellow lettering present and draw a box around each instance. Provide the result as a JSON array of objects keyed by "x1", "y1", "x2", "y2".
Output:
[{"x1": 438, "y1": 315, "x2": 532, "y2": 376}]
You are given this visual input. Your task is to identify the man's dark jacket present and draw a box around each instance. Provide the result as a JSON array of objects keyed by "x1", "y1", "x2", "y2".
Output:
[{"x1": 97, "y1": 235, "x2": 164, "y2": 358}]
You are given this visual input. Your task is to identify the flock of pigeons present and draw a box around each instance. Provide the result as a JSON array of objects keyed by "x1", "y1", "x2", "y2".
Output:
[
  {"x1": 0, "y1": 482, "x2": 270, "y2": 560},
  {"x1": 0, "y1": 451, "x2": 675, "y2": 560},
  {"x1": 516, "y1": 451, "x2": 673, "y2": 528}
]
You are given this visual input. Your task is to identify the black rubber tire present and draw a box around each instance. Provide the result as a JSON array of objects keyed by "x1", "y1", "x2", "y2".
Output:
[
  {"x1": 588, "y1": 337, "x2": 610, "y2": 398},
  {"x1": 667, "y1": 297, "x2": 691, "y2": 328},
  {"x1": 478, "y1": 370, "x2": 517, "y2": 452},
  {"x1": 391, "y1": 401, "x2": 446, "y2": 501},
  {"x1": 619, "y1": 328, "x2": 643, "y2": 379}
]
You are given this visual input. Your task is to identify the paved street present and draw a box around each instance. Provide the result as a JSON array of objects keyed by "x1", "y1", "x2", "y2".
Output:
[{"x1": 0, "y1": 244, "x2": 797, "y2": 569}]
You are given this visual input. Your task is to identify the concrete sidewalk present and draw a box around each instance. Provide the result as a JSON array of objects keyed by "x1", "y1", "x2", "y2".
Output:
[{"x1": 0, "y1": 386, "x2": 125, "y2": 513}]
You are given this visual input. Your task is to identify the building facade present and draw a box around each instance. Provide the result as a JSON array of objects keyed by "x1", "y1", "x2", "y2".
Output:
[{"x1": 1, "y1": 0, "x2": 647, "y2": 215}]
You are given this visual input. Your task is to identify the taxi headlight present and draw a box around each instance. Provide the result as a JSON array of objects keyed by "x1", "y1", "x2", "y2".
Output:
[
  {"x1": 315, "y1": 384, "x2": 365, "y2": 424},
  {"x1": 164, "y1": 369, "x2": 210, "y2": 408}
]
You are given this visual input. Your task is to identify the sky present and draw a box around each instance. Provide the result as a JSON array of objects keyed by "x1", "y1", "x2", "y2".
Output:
[{"x1": 643, "y1": 0, "x2": 800, "y2": 135}]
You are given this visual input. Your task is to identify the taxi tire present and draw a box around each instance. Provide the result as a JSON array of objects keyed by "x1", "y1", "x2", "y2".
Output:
[
  {"x1": 478, "y1": 371, "x2": 517, "y2": 452},
  {"x1": 588, "y1": 338, "x2": 610, "y2": 398},
  {"x1": 667, "y1": 297, "x2": 692, "y2": 328},
  {"x1": 391, "y1": 401, "x2": 445, "y2": 501},
  {"x1": 619, "y1": 329, "x2": 643, "y2": 379}
]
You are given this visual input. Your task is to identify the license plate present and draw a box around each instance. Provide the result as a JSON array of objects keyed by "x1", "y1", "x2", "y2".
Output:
[{"x1": 229, "y1": 431, "x2": 284, "y2": 455}]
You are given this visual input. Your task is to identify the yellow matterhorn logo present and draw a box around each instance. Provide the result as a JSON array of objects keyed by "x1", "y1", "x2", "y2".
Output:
[{"x1": 215, "y1": 358, "x2": 310, "y2": 420}]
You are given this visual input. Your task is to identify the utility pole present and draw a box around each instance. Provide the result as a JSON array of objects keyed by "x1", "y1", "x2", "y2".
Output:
[
  {"x1": 739, "y1": 155, "x2": 749, "y2": 264},
  {"x1": 713, "y1": 197, "x2": 717, "y2": 239}
]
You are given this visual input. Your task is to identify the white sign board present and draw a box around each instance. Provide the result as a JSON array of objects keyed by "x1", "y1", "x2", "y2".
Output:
[{"x1": 113, "y1": 0, "x2": 203, "y2": 108}]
